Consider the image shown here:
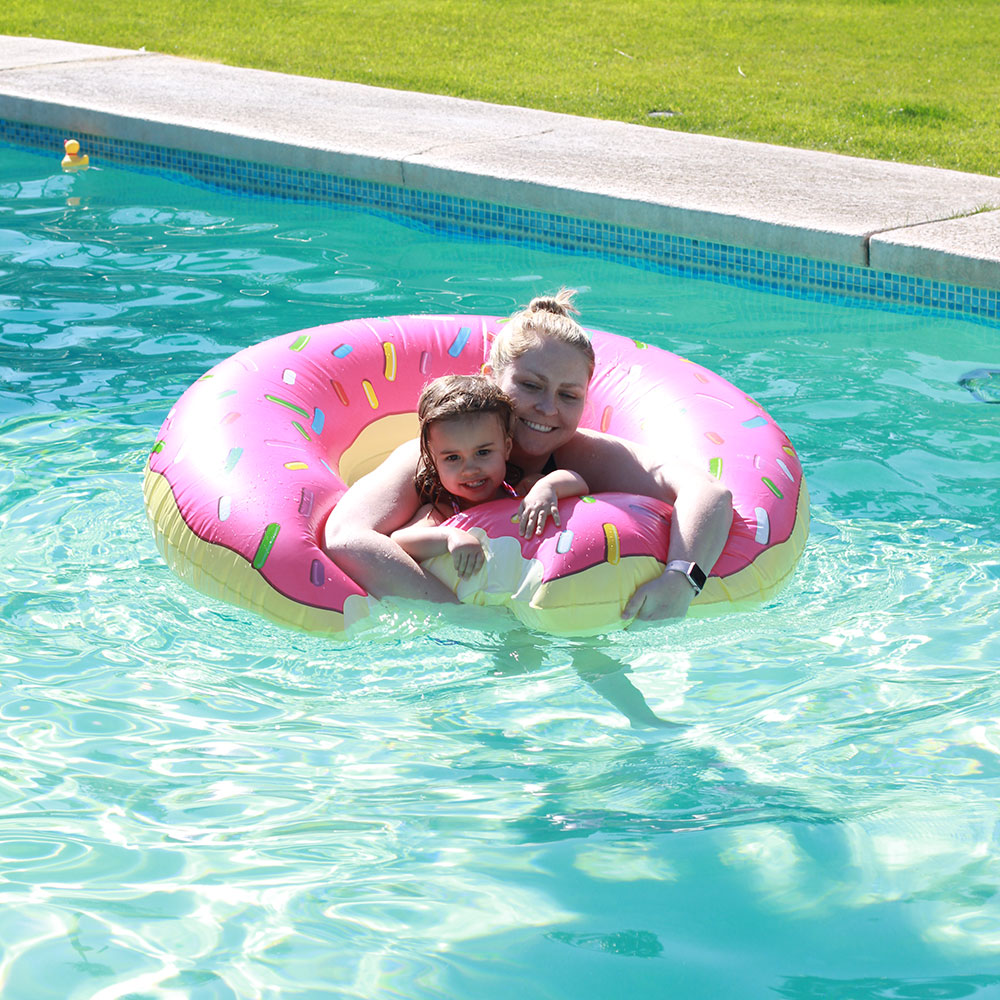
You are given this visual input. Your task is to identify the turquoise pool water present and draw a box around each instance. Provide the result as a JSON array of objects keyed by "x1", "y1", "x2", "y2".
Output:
[{"x1": 2, "y1": 143, "x2": 1000, "y2": 999}]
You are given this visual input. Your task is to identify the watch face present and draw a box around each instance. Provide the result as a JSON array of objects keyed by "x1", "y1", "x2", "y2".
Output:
[{"x1": 666, "y1": 560, "x2": 705, "y2": 592}]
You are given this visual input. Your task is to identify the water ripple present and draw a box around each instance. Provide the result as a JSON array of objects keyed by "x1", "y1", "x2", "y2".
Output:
[{"x1": 3, "y1": 142, "x2": 1000, "y2": 997}]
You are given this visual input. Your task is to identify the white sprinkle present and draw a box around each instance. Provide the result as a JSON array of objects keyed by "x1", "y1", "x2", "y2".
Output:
[{"x1": 754, "y1": 507, "x2": 770, "y2": 545}]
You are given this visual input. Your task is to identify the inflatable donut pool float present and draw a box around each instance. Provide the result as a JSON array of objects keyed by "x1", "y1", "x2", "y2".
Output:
[{"x1": 143, "y1": 315, "x2": 809, "y2": 636}]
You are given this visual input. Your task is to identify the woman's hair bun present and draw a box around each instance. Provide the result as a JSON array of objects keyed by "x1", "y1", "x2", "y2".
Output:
[
  {"x1": 488, "y1": 286, "x2": 593, "y2": 378},
  {"x1": 527, "y1": 288, "x2": 579, "y2": 317}
]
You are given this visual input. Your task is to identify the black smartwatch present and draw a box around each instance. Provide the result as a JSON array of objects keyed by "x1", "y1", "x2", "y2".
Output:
[{"x1": 665, "y1": 560, "x2": 706, "y2": 594}]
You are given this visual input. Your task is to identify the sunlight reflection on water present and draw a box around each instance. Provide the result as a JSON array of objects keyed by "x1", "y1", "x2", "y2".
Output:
[{"x1": 2, "y1": 143, "x2": 1000, "y2": 999}]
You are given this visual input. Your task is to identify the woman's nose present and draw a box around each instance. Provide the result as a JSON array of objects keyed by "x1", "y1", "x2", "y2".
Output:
[{"x1": 535, "y1": 390, "x2": 558, "y2": 415}]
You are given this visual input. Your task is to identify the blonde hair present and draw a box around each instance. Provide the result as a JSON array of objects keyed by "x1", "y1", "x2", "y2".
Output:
[
  {"x1": 488, "y1": 288, "x2": 595, "y2": 378},
  {"x1": 414, "y1": 374, "x2": 515, "y2": 504}
]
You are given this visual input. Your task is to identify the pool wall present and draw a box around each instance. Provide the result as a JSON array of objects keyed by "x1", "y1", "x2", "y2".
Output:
[{"x1": 2, "y1": 35, "x2": 999, "y2": 324}]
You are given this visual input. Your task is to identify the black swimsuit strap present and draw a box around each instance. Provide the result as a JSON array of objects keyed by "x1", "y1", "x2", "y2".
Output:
[{"x1": 506, "y1": 454, "x2": 557, "y2": 485}]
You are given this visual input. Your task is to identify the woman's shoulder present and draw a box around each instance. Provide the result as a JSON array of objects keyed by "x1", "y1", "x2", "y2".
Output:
[
  {"x1": 372, "y1": 437, "x2": 422, "y2": 476},
  {"x1": 391, "y1": 437, "x2": 422, "y2": 461},
  {"x1": 557, "y1": 428, "x2": 638, "y2": 465},
  {"x1": 556, "y1": 429, "x2": 655, "y2": 492},
  {"x1": 325, "y1": 436, "x2": 424, "y2": 533},
  {"x1": 339, "y1": 436, "x2": 421, "y2": 498}
]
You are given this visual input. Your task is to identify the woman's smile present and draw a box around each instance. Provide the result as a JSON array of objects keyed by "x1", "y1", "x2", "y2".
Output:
[{"x1": 521, "y1": 418, "x2": 556, "y2": 433}]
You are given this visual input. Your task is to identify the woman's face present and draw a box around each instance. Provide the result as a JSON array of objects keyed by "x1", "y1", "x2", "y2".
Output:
[{"x1": 492, "y1": 338, "x2": 591, "y2": 457}]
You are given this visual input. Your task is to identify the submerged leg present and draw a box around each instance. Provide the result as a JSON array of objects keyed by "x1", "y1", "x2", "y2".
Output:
[
  {"x1": 488, "y1": 630, "x2": 682, "y2": 729},
  {"x1": 570, "y1": 644, "x2": 683, "y2": 730}
]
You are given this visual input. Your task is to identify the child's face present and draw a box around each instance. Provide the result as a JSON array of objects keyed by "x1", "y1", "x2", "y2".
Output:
[{"x1": 427, "y1": 413, "x2": 512, "y2": 504}]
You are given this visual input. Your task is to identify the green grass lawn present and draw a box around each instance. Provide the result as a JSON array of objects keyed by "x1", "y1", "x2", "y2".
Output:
[{"x1": 6, "y1": 0, "x2": 998, "y2": 176}]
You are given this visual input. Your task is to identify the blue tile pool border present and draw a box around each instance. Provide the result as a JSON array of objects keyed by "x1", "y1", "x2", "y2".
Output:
[{"x1": 4, "y1": 117, "x2": 999, "y2": 327}]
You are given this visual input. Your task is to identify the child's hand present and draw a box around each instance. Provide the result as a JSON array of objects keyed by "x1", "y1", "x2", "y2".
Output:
[
  {"x1": 447, "y1": 528, "x2": 486, "y2": 579},
  {"x1": 517, "y1": 481, "x2": 561, "y2": 537}
]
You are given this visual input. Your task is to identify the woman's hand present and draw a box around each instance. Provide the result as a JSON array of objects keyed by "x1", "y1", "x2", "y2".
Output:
[
  {"x1": 516, "y1": 480, "x2": 561, "y2": 537},
  {"x1": 447, "y1": 528, "x2": 486, "y2": 579},
  {"x1": 622, "y1": 571, "x2": 696, "y2": 621},
  {"x1": 559, "y1": 432, "x2": 733, "y2": 622}
]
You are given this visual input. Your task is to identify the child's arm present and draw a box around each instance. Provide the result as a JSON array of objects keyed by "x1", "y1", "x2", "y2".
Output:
[
  {"x1": 516, "y1": 469, "x2": 589, "y2": 537},
  {"x1": 391, "y1": 508, "x2": 486, "y2": 579}
]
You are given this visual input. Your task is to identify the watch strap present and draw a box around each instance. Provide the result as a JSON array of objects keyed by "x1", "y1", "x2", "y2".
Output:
[{"x1": 665, "y1": 559, "x2": 706, "y2": 594}]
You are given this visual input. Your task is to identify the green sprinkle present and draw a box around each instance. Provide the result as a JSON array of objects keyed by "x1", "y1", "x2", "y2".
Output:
[
  {"x1": 762, "y1": 476, "x2": 783, "y2": 498},
  {"x1": 709, "y1": 457, "x2": 723, "y2": 479},
  {"x1": 252, "y1": 523, "x2": 280, "y2": 569},
  {"x1": 581, "y1": 495, "x2": 597, "y2": 504},
  {"x1": 151, "y1": 440, "x2": 165, "y2": 454},
  {"x1": 265, "y1": 394, "x2": 309, "y2": 417},
  {"x1": 224, "y1": 447, "x2": 243, "y2": 473},
  {"x1": 292, "y1": 421, "x2": 310, "y2": 440},
  {"x1": 290, "y1": 334, "x2": 310, "y2": 352}
]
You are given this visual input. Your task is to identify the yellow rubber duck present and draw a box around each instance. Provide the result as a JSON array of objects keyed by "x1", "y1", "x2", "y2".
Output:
[{"x1": 61, "y1": 138, "x2": 90, "y2": 173}]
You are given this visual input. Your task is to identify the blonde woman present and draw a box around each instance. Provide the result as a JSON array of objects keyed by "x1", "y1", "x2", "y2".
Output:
[{"x1": 323, "y1": 290, "x2": 732, "y2": 622}]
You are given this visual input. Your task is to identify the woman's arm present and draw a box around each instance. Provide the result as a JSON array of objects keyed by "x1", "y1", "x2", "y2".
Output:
[
  {"x1": 557, "y1": 430, "x2": 733, "y2": 620},
  {"x1": 516, "y1": 469, "x2": 589, "y2": 537},
  {"x1": 322, "y1": 440, "x2": 461, "y2": 602}
]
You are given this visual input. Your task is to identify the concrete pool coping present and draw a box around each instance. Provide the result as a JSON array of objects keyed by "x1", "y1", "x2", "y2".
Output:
[{"x1": 2, "y1": 34, "x2": 999, "y2": 291}]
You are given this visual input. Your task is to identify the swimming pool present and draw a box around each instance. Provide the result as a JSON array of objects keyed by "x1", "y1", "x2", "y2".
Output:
[{"x1": 2, "y1": 143, "x2": 1000, "y2": 998}]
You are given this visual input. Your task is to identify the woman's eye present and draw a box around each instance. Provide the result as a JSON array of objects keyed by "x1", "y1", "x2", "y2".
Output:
[
  {"x1": 560, "y1": 393, "x2": 579, "y2": 402},
  {"x1": 520, "y1": 381, "x2": 541, "y2": 391}
]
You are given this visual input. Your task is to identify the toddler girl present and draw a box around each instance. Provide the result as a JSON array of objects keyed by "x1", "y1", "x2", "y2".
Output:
[{"x1": 391, "y1": 374, "x2": 588, "y2": 579}]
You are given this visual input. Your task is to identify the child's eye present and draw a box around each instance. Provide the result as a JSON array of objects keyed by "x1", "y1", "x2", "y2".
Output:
[
  {"x1": 476, "y1": 448, "x2": 493, "y2": 457},
  {"x1": 442, "y1": 454, "x2": 460, "y2": 463}
]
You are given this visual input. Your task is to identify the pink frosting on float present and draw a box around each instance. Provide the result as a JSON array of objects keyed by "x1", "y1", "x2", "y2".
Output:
[{"x1": 145, "y1": 314, "x2": 807, "y2": 631}]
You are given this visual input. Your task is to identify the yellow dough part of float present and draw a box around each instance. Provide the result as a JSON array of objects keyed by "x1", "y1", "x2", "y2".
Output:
[{"x1": 144, "y1": 315, "x2": 809, "y2": 636}]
